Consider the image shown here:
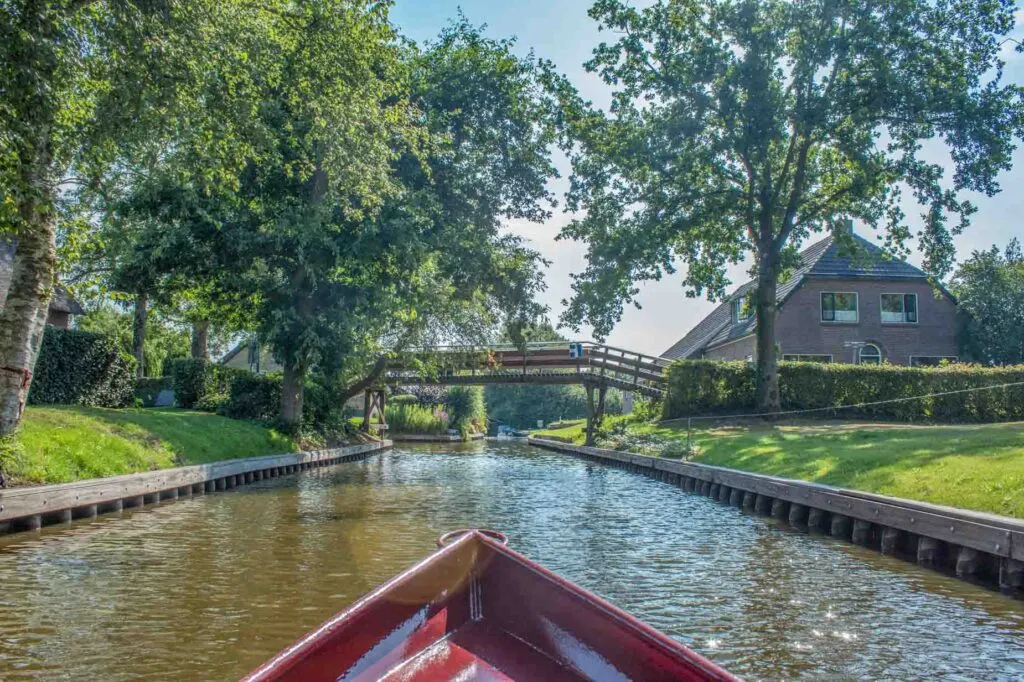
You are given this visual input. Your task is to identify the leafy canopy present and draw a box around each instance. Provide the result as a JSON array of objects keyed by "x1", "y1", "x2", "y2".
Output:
[
  {"x1": 952, "y1": 239, "x2": 1024, "y2": 365},
  {"x1": 546, "y1": 0, "x2": 1024, "y2": 338}
]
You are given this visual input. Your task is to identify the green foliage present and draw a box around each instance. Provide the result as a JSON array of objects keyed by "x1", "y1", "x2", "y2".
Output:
[
  {"x1": 76, "y1": 306, "x2": 190, "y2": 377},
  {"x1": 384, "y1": 403, "x2": 449, "y2": 435},
  {"x1": 29, "y1": 329, "x2": 136, "y2": 408},
  {"x1": 135, "y1": 376, "x2": 172, "y2": 408},
  {"x1": 664, "y1": 360, "x2": 1024, "y2": 423},
  {"x1": 219, "y1": 373, "x2": 281, "y2": 423},
  {"x1": 446, "y1": 386, "x2": 486, "y2": 433},
  {"x1": 952, "y1": 239, "x2": 1024, "y2": 365},
  {"x1": 167, "y1": 359, "x2": 217, "y2": 409},
  {"x1": 546, "y1": 0, "x2": 1024, "y2": 408},
  {"x1": 485, "y1": 384, "x2": 623, "y2": 429}
]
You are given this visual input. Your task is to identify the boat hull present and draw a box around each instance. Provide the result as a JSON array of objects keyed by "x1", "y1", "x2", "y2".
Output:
[{"x1": 243, "y1": 531, "x2": 737, "y2": 681}]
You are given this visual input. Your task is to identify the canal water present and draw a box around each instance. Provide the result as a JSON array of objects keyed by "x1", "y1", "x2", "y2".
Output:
[{"x1": 0, "y1": 441, "x2": 1021, "y2": 680}]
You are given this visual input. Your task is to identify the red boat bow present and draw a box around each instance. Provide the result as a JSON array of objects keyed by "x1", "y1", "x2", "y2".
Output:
[{"x1": 244, "y1": 530, "x2": 738, "y2": 681}]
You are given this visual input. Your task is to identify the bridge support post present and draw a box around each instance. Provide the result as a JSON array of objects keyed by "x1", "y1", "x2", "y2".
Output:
[
  {"x1": 585, "y1": 384, "x2": 596, "y2": 446},
  {"x1": 361, "y1": 389, "x2": 385, "y2": 434}
]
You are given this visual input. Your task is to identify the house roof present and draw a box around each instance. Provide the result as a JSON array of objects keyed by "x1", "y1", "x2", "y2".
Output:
[
  {"x1": 0, "y1": 240, "x2": 85, "y2": 316},
  {"x1": 661, "y1": 232, "x2": 932, "y2": 360}
]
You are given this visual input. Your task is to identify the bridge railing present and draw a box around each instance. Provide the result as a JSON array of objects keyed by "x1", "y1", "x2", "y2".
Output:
[{"x1": 386, "y1": 341, "x2": 669, "y2": 397}]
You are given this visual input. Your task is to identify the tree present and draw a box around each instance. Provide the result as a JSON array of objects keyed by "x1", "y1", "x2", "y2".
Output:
[
  {"x1": 546, "y1": 0, "x2": 1024, "y2": 409},
  {"x1": 130, "y1": 14, "x2": 557, "y2": 429},
  {"x1": 0, "y1": 0, "x2": 247, "y2": 434},
  {"x1": 951, "y1": 239, "x2": 1024, "y2": 365}
]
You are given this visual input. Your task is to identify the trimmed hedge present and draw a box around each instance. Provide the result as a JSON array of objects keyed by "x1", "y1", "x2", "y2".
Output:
[
  {"x1": 166, "y1": 358, "x2": 249, "y2": 409},
  {"x1": 29, "y1": 328, "x2": 136, "y2": 408},
  {"x1": 135, "y1": 376, "x2": 172, "y2": 407},
  {"x1": 217, "y1": 372, "x2": 341, "y2": 437},
  {"x1": 664, "y1": 360, "x2": 1024, "y2": 423}
]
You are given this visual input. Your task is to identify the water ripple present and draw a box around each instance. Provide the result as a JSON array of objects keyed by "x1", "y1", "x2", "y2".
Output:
[{"x1": 0, "y1": 441, "x2": 1020, "y2": 680}]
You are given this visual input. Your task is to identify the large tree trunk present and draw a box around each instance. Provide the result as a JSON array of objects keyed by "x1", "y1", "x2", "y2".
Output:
[
  {"x1": 0, "y1": 215, "x2": 56, "y2": 437},
  {"x1": 754, "y1": 253, "x2": 781, "y2": 412},
  {"x1": 132, "y1": 293, "x2": 148, "y2": 378},
  {"x1": 191, "y1": 319, "x2": 210, "y2": 359},
  {"x1": 281, "y1": 363, "x2": 304, "y2": 427}
]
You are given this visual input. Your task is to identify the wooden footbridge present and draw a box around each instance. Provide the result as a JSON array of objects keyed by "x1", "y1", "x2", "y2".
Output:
[{"x1": 362, "y1": 342, "x2": 670, "y2": 444}]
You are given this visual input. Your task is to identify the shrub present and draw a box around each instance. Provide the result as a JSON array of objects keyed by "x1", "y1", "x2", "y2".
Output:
[
  {"x1": 384, "y1": 403, "x2": 449, "y2": 434},
  {"x1": 663, "y1": 359, "x2": 1024, "y2": 423},
  {"x1": 29, "y1": 328, "x2": 136, "y2": 408},
  {"x1": 135, "y1": 376, "x2": 172, "y2": 407},
  {"x1": 167, "y1": 359, "x2": 216, "y2": 409},
  {"x1": 446, "y1": 386, "x2": 486, "y2": 432},
  {"x1": 219, "y1": 372, "x2": 281, "y2": 422}
]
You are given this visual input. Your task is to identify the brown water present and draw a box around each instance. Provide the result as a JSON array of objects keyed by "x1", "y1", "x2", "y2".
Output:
[{"x1": 0, "y1": 441, "x2": 1021, "y2": 680}]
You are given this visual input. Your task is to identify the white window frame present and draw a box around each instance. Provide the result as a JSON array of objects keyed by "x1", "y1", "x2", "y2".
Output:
[
  {"x1": 733, "y1": 299, "x2": 752, "y2": 322},
  {"x1": 880, "y1": 292, "x2": 919, "y2": 325},
  {"x1": 858, "y1": 343, "x2": 882, "y2": 365},
  {"x1": 782, "y1": 354, "x2": 833, "y2": 363},
  {"x1": 909, "y1": 355, "x2": 958, "y2": 367},
  {"x1": 821, "y1": 292, "x2": 859, "y2": 323}
]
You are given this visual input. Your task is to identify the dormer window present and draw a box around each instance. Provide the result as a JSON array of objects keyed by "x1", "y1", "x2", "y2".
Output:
[{"x1": 733, "y1": 299, "x2": 752, "y2": 322}]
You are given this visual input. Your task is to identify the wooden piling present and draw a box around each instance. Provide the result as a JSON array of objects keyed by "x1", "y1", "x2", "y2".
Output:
[
  {"x1": 729, "y1": 488, "x2": 744, "y2": 507},
  {"x1": 143, "y1": 492, "x2": 160, "y2": 505},
  {"x1": 709, "y1": 483, "x2": 720, "y2": 500},
  {"x1": 807, "y1": 507, "x2": 827, "y2": 532},
  {"x1": 742, "y1": 492, "x2": 756, "y2": 512},
  {"x1": 852, "y1": 520, "x2": 873, "y2": 546},
  {"x1": 98, "y1": 499, "x2": 123, "y2": 513},
  {"x1": 72, "y1": 504, "x2": 98, "y2": 520},
  {"x1": 880, "y1": 527, "x2": 902, "y2": 555},
  {"x1": 161, "y1": 489, "x2": 178, "y2": 501},
  {"x1": 956, "y1": 547, "x2": 983, "y2": 577},
  {"x1": 918, "y1": 536, "x2": 941, "y2": 565},
  {"x1": 830, "y1": 514, "x2": 852, "y2": 539},
  {"x1": 1000, "y1": 559, "x2": 1024, "y2": 590},
  {"x1": 15, "y1": 515, "x2": 41, "y2": 531},
  {"x1": 717, "y1": 486, "x2": 730, "y2": 503},
  {"x1": 770, "y1": 498, "x2": 788, "y2": 520},
  {"x1": 754, "y1": 494, "x2": 772, "y2": 516},
  {"x1": 788, "y1": 503, "x2": 808, "y2": 528}
]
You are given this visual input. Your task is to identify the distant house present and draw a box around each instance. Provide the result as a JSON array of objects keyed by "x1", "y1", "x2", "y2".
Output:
[
  {"x1": 220, "y1": 337, "x2": 283, "y2": 374},
  {"x1": 662, "y1": 228, "x2": 959, "y2": 366},
  {"x1": 0, "y1": 241, "x2": 84, "y2": 329}
]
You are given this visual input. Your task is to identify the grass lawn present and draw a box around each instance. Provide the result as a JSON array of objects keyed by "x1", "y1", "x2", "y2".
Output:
[
  {"x1": 532, "y1": 418, "x2": 1024, "y2": 518},
  {"x1": 1, "y1": 406, "x2": 298, "y2": 485}
]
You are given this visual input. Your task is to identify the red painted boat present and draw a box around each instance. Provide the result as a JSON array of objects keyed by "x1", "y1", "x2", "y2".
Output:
[{"x1": 243, "y1": 530, "x2": 738, "y2": 682}]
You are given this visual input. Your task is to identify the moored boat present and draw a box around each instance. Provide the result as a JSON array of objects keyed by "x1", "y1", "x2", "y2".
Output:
[{"x1": 244, "y1": 529, "x2": 738, "y2": 681}]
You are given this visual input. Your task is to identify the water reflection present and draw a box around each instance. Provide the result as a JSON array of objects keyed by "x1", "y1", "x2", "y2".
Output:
[{"x1": 0, "y1": 441, "x2": 1020, "y2": 680}]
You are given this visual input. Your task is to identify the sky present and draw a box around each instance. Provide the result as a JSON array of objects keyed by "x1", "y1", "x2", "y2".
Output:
[{"x1": 390, "y1": 0, "x2": 1024, "y2": 356}]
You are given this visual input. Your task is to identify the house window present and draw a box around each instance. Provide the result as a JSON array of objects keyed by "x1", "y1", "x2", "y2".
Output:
[
  {"x1": 821, "y1": 292, "x2": 858, "y2": 322},
  {"x1": 881, "y1": 293, "x2": 918, "y2": 324},
  {"x1": 910, "y1": 356, "x2": 957, "y2": 367},
  {"x1": 858, "y1": 343, "x2": 882, "y2": 365},
  {"x1": 782, "y1": 354, "x2": 833, "y2": 363},
  {"x1": 733, "y1": 299, "x2": 752, "y2": 322}
]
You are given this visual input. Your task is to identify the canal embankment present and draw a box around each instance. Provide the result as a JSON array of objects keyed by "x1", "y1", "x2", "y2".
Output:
[
  {"x1": 390, "y1": 432, "x2": 486, "y2": 442},
  {"x1": 534, "y1": 417, "x2": 1024, "y2": 518},
  {"x1": 0, "y1": 438, "x2": 391, "y2": 535},
  {"x1": 529, "y1": 436, "x2": 1024, "y2": 595},
  {"x1": 2, "y1": 405, "x2": 301, "y2": 485}
]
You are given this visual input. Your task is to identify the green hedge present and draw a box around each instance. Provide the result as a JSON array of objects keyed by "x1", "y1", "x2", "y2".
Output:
[
  {"x1": 217, "y1": 372, "x2": 341, "y2": 437},
  {"x1": 135, "y1": 376, "x2": 172, "y2": 407},
  {"x1": 165, "y1": 358, "x2": 249, "y2": 409},
  {"x1": 29, "y1": 328, "x2": 137, "y2": 408},
  {"x1": 664, "y1": 360, "x2": 1024, "y2": 423}
]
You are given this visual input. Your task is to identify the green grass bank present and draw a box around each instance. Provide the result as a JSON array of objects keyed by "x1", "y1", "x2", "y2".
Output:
[
  {"x1": 533, "y1": 418, "x2": 1024, "y2": 519},
  {"x1": 1, "y1": 406, "x2": 298, "y2": 486}
]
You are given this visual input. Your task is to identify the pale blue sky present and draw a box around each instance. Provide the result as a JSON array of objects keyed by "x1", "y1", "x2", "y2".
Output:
[{"x1": 391, "y1": 1, "x2": 1024, "y2": 355}]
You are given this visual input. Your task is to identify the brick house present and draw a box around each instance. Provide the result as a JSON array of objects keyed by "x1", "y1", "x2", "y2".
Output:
[
  {"x1": 0, "y1": 241, "x2": 84, "y2": 329},
  {"x1": 662, "y1": 230, "x2": 960, "y2": 366}
]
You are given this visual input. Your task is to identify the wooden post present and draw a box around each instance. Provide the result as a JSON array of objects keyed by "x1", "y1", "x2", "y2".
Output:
[
  {"x1": 754, "y1": 494, "x2": 772, "y2": 515},
  {"x1": 361, "y1": 389, "x2": 372, "y2": 432},
  {"x1": 917, "y1": 536, "x2": 941, "y2": 565},
  {"x1": 788, "y1": 503, "x2": 808, "y2": 528},
  {"x1": 852, "y1": 519, "x2": 873, "y2": 545},
  {"x1": 999, "y1": 558, "x2": 1024, "y2": 590},
  {"x1": 830, "y1": 514, "x2": 852, "y2": 539},
  {"x1": 742, "y1": 492, "x2": 756, "y2": 511},
  {"x1": 807, "y1": 507, "x2": 827, "y2": 532},
  {"x1": 771, "y1": 498, "x2": 788, "y2": 520},
  {"x1": 956, "y1": 547, "x2": 982, "y2": 577},
  {"x1": 585, "y1": 384, "x2": 596, "y2": 446},
  {"x1": 880, "y1": 527, "x2": 902, "y2": 555},
  {"x1": 728, "y1": 488, "x2": 743, "y2": 507}
]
